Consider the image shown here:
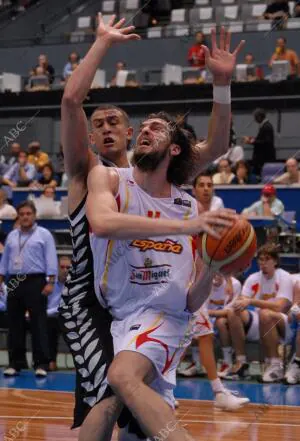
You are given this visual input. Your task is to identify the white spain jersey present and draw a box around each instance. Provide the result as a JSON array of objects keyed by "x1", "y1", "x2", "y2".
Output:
[{"x1": 90, "y1": 168, "x2": 198, "y2": 320}]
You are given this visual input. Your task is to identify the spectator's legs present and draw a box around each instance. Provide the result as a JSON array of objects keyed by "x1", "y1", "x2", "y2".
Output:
[
  {"x1": 47, "y1": 315, "x2": 60, "y2": 370},
  {"x1": 25, "y1": 276, "x2": 50, "y2": 370},
  {"x1": 6, "y1": 283, "x2": 27, "y2": 370}
]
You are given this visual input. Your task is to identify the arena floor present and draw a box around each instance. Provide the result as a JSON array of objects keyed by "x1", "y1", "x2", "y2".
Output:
[{"x1": 0, "y1": 371, "x2": 299, "y2": 440}]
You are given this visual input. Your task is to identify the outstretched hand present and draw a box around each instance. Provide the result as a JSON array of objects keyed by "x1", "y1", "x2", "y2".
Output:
[
  {"x1": 96, "y1": 13, "x2": 141, "y2": 45},
  {"x1": 202, "y1": 27, "x2": 245, "y2": 85}
]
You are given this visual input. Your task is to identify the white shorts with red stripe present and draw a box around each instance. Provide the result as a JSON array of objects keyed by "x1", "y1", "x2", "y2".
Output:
[
  {"x1": 192, "y1": 304, "x2": 214, "y2": 338},
  {"x1": 110, "y1": 308, "x2": 193, "y2": 408}
]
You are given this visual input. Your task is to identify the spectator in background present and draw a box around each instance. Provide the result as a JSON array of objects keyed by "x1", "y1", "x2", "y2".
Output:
[
  {"x1": 3, "y1": 151, "x2": 36, "y2": 187},
  {"x1": 274, "y1": 158, "x2": 300, "y2": 184},
  {"x1": 26, "y1": 66, "x2": 50, "y2": 92},
  {"x1": 295, "y1": 1, "x2": 300, "y2": 17},
  {"x1": 193, "y1": 172, "x2": 224, "y2": 213},
  {"x1": 214, "y1": 116, "x2": 244, "y2": 168},
  {"x1": 6, "y1": 142, "x2": 21, "y2": 170},
  {"x1": 0, "y1": 200, "x2": 57, "y2": 377},
  {"x1": 47, "y1": 255, "x2": 71, "y2": 371},
  {"x1": 0, "y1": 189, "x2": 17, "y2": 219},
  {"x1": 27, "y1": 141, "x2": 49, "y2": 172},
  {"x1": 51, "y1": 144, "x2": 64, "y2": 185},
  {"x1": 30, "y1": 163, "x2": 58, "y2": 189},
  {"x1": 175, "y1": 114, "x2": 197, "y2": 141},
  {"x1": 244, "y1": 109, "x2": 275, "y2": 176},
  {"x1": 213, "y1": 159, "x2": 234, "y2": 184},
  {"x1": 110, "y1": 61, "x2": 126, "y2": 87},
  {"x1": 63, "y1": 51, "x2": 81, "y2": 80},
  {"x1": 36, "y1": 54, "x2": 55, "y2": 84},
  {"x1": 231, "y1": 160, "x2": 258, "y2": 184},
  {"x1": 33, "y1": 186, "x2": 61, "y2": 218},
  {"x1": 243, "y1": 53, "x2": 264, "y2": 81},
  {"x1": 242, "y1": 184, "x2": 284, "y2": 217},
  {"x1": 263, "y1": 0, "x2": 290, "y2": 28},
  {"x1": 269, "y1": 37, "x2": 299, "y2": 77},
  {"x1": 188, "y1": 31, "x2": 207, "y2": 69}
]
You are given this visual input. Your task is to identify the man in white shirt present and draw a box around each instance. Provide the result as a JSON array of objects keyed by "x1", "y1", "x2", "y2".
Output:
[
  {"x1": 225, "y1": 244, "x2": 293, "y2": 382},
  {"x1": 193, "y1": 172, "x2": 224, "y2": 213},
  {"x1": 0, "y1": 189, "x2": 17, "y2": 220},
  {"x1": 274, "y1": 158, "x2": 300, "y2": 185}
]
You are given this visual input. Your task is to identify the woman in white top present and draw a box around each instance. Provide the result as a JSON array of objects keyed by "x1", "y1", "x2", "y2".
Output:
[{"x1": 0, "y1": 189, "x2": 17, "y2": 219}]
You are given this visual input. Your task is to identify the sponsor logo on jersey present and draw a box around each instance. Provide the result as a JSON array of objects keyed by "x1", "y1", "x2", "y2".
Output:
[
  {"x1": 130, "y1": 239, "x2": 183, "y2": 254},
  {"x1": 129, "y1": 264, "x2": 171, "y2": 285}
]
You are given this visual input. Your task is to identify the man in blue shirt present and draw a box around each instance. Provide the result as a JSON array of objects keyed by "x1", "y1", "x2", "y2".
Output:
[
  {"x1": 3, "y1": 151, "x2": 36, "y2": 188},
  {"x1": 0, "y1": 200, "x2": 58, "y2": 377},
  {"x1": 47, "y1": 255, "x2": 71, "y2": 371}
]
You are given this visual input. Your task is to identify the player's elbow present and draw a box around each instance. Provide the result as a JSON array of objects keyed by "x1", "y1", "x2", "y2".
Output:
[
  {"x1": 61, "y1": 91, "x2": 81, "y2": 109},
  {"x1": 89, "y1": 216, "x2": 114, "y2": 238}
]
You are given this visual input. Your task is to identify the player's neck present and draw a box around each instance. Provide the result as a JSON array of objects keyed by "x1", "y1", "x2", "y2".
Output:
[
  {"x1": 103, "y1": 152, "x2": 129, "y2": 168},
  {"x1": 264, "y1": 270, "x2": 275, "y2": 279},
  {"x1": 133, "y1": 166, "x2": 172, "y2": 198}
]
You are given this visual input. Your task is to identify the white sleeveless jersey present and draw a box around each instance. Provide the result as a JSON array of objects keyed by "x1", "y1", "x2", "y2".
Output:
[{"x1": 91, "y1": 168, "x2": 198, "y2": 320}]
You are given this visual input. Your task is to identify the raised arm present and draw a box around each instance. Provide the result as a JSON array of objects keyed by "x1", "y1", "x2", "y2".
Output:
[
  {"x1": 86, "y1": 166, "x2": 237, "y2": 239},
  {"x1": 192, "y1": 28, "x2": 245, "y2": 175},
  {"x1": 61, "y1": 14, "x2": 140, "y2": 179}
]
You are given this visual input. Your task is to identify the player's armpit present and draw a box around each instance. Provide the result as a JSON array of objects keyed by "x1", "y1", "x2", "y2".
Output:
[{"x1": 61, "y1": 101, "x2": 89, "y2": 179}]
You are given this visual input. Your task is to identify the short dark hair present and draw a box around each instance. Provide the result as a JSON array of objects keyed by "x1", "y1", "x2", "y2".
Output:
[
  {"x1": 193, "y1": 171, "x2": 213, "y2": 188},
  {"x1": 235, "y1": 160, "x2": 249, "y2": 173},
  {"x1": 91, "y1": 104, "x2": 130, "y2": 127},
  {"x1": 257, "y1": 243, "x2": 280, "y2": 266},
  {"x1": 17, "y1": 200, "x2": 36, "y2": 214},
  {"x1": 254, "y1": 108, "x2": 266, "y2": 121},
  {"x1": 277, "y1": 36, "x2": 286, "y2": 43},
  {"x1": 146, "y1": 111, "x2": 197, "y2": 186}
]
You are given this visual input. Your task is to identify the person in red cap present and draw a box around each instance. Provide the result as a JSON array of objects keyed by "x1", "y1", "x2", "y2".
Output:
[{"x1": 242, "y1": 184, "x2": 284, "y2": 216}]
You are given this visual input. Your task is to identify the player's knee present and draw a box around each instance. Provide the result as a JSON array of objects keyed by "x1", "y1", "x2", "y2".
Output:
[
  {"x1": 107, "y1": 362, "x2": 137, "y2": 397},
  {"x1": 226, "y1": 308, "x2": 236, "y2": 320},
  {"x1": 259, "y1": 308, "x2": 273, "y2": 324},
  {"x1": 216, "y1": 317, "x2": 227, "y2": 331}
]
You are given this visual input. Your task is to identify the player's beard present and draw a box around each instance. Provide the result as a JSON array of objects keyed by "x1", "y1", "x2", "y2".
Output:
[{"x1": 132, "y1": 145, "x2": 169, "y2": 172}]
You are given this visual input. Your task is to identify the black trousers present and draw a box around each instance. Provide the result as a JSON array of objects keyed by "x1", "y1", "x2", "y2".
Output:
[
  {"x1": 7, "y1": 273, "x2": 50, "y2": 370},
  {"x1": 47, "y1": 315, "x2": 60, "y2": 363}
]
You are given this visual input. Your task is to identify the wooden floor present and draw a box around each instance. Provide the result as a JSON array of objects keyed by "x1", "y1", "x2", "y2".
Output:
[{"x1": 0, "y1": 389, "x2": 299, "y2": 440}]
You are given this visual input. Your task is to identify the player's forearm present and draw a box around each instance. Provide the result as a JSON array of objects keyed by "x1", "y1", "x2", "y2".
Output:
[
  {"x1": 250, "y1": 299, "x2": 285, "y2": 312},
  {"x1": 63, "y1": 37, "x2": 110, "y2": 105},
  {"x1": 187, "y1": 264, "x2": 214, "y2": 313},
  {"x1": 90, "y1": 211, "x2": 189, "y2": 239}
]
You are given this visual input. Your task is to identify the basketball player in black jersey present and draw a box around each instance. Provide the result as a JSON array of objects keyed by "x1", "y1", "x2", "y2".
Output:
[{"x1": 59, "y1": 15, "x2": 142, "y2": 441}]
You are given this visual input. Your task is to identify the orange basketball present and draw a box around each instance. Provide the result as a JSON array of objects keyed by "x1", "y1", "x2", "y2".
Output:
[{"x1": 197, "y1": 216, "x2": 257, "y2": 275}]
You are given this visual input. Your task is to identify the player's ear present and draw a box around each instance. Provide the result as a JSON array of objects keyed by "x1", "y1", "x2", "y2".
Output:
[
  {"x1": 192, "y1": 186, "x2": 196, "y2": 197},
  {"x1": 126, "y1": 126, "x2": 134, "y2": 143},
  {"x1": 170, "y1": 143, "x2": 181, "y2": 157}
]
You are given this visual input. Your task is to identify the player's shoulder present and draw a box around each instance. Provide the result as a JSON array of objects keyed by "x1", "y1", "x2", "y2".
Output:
[
  {"x1": 276, "y1": 268, "x2": 292, "y2": 280},
  {"x1": 245, "y1": 272, "x2": 260, "y2": 284}
]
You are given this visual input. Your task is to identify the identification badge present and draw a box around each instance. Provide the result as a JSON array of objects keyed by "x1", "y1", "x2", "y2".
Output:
[{"x1": 13, "y1": 256, "x2": 23, "y2": 271}]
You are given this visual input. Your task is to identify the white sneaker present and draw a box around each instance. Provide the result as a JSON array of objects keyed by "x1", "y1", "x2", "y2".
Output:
[
  {"x1": 285, "y1": 362, "x2": 300, "y2": 385},
  {"x1": 218, "y1": 362, "x2": 232, "y2": 379},
  {"x1": 3, "y1": 367, "x2": 19, "y2": 377},
  {"x1": 215, "y1": 389, "x2": 250, "y2": 411},
  {"x1": 35, "y1": 368, "x2": 47, "y2": 378},
  {"x1": 174, "y1": 400, "x2": 179, "y2": 408},
  {"x1": 178, "y1": 362, "x2": 198, "y2": 377},
  {"x1": 262, "y1": 364, "x2": 284, "y2": 383}
]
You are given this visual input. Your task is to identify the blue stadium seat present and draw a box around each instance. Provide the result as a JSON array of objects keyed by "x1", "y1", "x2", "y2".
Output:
[{"x1": 262, "y1": 162, "x2": 286, "y2": 183}]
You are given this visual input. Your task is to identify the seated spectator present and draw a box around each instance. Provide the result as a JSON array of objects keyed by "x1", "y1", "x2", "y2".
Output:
[
  {"x1": 224, "y1": 244, "x2": 293, "y2": 382},
  {"x1": 33, "y1": 186, "x2": 61, "y2": 218},
  {"x1": 61, "y1": 62, "x2": 79, "y2": 87},
  {"x1": 269, "y1": 37, "x2": 299, "y2": 77},
  {"x1": 193, "y1": 172, "x2": 224, "y2": 213},
  {"x1": 264, "y1": 0, "x2": 290, "y2": 28},
  {"x1": 47, "y1": 255, "x2": 71, "y2": 371},
  {"x1": 3, "y1": 151, "x2": 36, "y2": 187},
  {"x1": 6, "y1": 142, "x2": 21, "y2": 170},
  {"x1": 231, "y1": 160, "x2": 258, "y2": 184},
  {"x1": 213, "y1": 159, "x2": 234, "y2": 184},
  {"x1": 26, "y1": 66, "x2": 50, "y2": 92},
  {"x1": 110, "y1": 61, "x2": 127, "y2": 87},
  {"x1": 243, "y1": 53, "x2": 264, "y2": 81},
  {"x1": 207, "y1": 275, "x2": 241, "y2": 378},
  {"x1": 27, "y1": 141, "x2": 49, "y2": 172},
  {"x1": 30, "y1": 163, "x2": 58, "y2": 189},
  {"x1": 188, "y1": 32, "x2": 206, "y2": 69},
  {"x1": 36, "y1": 54, "x2": 55, "y2": 84},
  {"x1": 284, "y1": 276, "x2": 300, "y2": 384},
  {"x1": 274, "y1": 158, "x2": 300, "y2": 184},
  {"x1": 0, "y1": 189, "x2": 17, "y2": 219},
  {"x1": 214, "y1": 116, "x2": 244, "y2": 169},
  {"x1": 242, "y1": 184, "x2": 284, "y2": 217},
  {"x1": 295, "y1": 1, "x2": 300, "y2": 17},
  {"x1": 62, "y1": 51, "x2": 81, "y2": 80}
]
